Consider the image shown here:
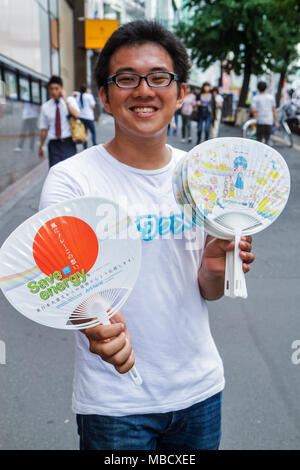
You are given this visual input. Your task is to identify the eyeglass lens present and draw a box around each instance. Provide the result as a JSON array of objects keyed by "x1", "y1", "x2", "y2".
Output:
[{"x1": 115, "y1": 72, "x2": 173, "y2": 88}]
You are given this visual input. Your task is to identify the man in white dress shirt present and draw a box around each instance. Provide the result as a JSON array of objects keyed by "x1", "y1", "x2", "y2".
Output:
[{"x1": 39, "y1": 75, "x2": 79, "y2": 167}]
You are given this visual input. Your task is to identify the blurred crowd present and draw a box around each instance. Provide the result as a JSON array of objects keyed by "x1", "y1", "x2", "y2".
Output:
[
  {"x1": 14, "y1": 75, "x2": 300, "y2": 170},
  {"x1": 168, "y1": 82, "x2": 224, "y2": 145}
]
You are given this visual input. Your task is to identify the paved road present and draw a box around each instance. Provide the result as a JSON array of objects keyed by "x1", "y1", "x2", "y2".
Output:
[{"x1": 0, "y1": 116, "x2": 299, "y2": 449}]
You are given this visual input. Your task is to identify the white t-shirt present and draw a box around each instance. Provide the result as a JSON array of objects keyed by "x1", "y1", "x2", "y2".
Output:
[
  {"x1": 252, "y1": 93, "x2": 275, "y2": 125},
  {"x1": 39, "y1": 144, "x2": 225, "y2": 416},
  {"x1": 39, "y1": 96, "x2": 79, "y2": 140},
  {"x1": 181, "y1": 93, "x2": 196, "y2": 116},
  {"x1": 77, "y1": 93, "x2": 96, "y2": 120}
]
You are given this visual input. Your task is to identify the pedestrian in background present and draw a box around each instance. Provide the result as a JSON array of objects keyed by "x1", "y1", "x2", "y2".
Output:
[
  {"x1": 14, "y1": 103, "x2": 39, "y2": 152},
  {"x1": 39, "y1": 75, "x2": 79, "y2": 167},
  {"x1": 210, "y1": 86, "x2": 223, "y2": 139},
  {"x1": 181, "y1": 84, "x2": 196, "y2": 143},
  {"x1": 173, "y1": 108, "x2": 181, "y2": 136},
  {"x1": 196, "y1": 82, "x2": 212, "y2": 144},
  {"x1": 251, "y1": 81, "x2": 278, "y2": 146},
  {"x1": 77, "y1": 84, "x2": 97, "y2": 149},
  {"x1": 167, "y1": 114, "x2": 177, "y2": 136}
]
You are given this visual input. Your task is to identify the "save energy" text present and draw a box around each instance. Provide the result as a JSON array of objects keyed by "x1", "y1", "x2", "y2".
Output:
[{"x1": 27, "y1": 269, "x2": 87, "y2": 300}]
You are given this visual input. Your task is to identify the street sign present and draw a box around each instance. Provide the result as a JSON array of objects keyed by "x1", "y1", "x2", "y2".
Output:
[{"x1": 85, "y1": 19, "x2": 119, "y2": 50}]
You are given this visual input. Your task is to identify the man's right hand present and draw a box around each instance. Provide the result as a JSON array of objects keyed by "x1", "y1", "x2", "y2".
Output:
[
  {"x1": 83, "y1": 311, "x2": 135, "y2": 374},
  {"x1": 39, "y1": 145, "x2": 44, "y2": 159}
]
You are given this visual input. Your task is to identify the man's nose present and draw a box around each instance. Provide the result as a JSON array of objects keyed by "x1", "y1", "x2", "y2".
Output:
[{"x1": 131, "y1": 77, "x2": 156, "y2": 96}]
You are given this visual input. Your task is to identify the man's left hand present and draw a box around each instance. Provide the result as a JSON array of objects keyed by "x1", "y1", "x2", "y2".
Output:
[
  {"x1": 202, "y1": 235, "x2": 255, "y2": 277},
  {"x1": 198, "y1": 235, "x2": 255, "y2": 300}
]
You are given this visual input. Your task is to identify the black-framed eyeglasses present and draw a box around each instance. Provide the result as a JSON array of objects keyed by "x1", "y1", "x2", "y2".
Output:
[{"x1": 106, "y1": 71, "x2": 179, "y2": 89}]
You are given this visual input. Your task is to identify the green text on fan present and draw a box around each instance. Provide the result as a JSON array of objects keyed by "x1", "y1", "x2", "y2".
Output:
[{"x1": 27, "y1": 268, "x2": 87, "y2": 300}]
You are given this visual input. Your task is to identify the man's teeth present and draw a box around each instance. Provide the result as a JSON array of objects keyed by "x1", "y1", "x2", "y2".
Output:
[{"x1": 132, "y1": 107, "x2": 156, "y2": 113}]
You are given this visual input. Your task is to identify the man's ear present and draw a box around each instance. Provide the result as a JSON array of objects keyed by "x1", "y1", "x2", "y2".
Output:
[
  {"x1": 175, "y1": 83, "x2": 186, "y2": 111},
  {"x1": 99, "y1": 86, "x2": 112, "y2": 114}
]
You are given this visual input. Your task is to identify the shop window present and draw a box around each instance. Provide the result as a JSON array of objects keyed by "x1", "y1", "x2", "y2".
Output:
[
  {"x1": 49, "y1": 0, "x2": 58, "y2": 18},
  {"x1": 51, "y1": 48, "x2": 60, "y2": 76},
  {"x1": 4, "y1": 70, "x2": 18, "y2": 100},
  {"x1": 19, "y1": 76, "x2": 30, "y2": 102},
  {"x1": 31, "y1": 81, "x2": 41, "y2": 104},
  {"x1": 41, "y1": 85, "x2": 48, "y2": 103}
]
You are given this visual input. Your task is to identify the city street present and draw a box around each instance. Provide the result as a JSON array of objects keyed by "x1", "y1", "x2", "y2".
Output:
[{"x1": 0, "y1": 115, "x2": 299, "y2": 450}]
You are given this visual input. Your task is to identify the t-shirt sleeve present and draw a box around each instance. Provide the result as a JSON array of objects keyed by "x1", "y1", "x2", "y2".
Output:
[
  {"x1": 89, "y1": 94, "x2": 96, "y2": 107},
  {"x1": 66, "y1": 96, "x2": 80, "y2": 113},
  {"x1": 39, "y1": 104, "x2": 48, "y2": 130},
  {"x1": 271, "y1": 95, "x2": 276, "y2": 107},
  {"x1": 39, "y1": 164, "x2": 85, "y2": 211}
]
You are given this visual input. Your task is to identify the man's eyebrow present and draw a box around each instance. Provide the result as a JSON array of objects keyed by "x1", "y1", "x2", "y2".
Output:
[{"x1": 113, "y1": 66, "x2": 171, "y2": 74}]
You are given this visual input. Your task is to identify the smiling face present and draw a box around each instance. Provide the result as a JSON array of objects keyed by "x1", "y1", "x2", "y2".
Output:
[{"x1": 99, "y1": 43, "x2": 185, "y2": 141}]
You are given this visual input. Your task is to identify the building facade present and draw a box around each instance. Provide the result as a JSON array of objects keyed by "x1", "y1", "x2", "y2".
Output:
[
  {"x1": 0, "y1": 0, "x2": 188, "y2": 193},
  {"x1": 0, "y1": 0, "x2": 76, "y2": 192}
]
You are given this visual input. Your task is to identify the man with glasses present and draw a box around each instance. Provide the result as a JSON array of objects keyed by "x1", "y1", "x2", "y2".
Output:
[{"x1": 39, "y1": 21, "x2": 254, "y2": 450}]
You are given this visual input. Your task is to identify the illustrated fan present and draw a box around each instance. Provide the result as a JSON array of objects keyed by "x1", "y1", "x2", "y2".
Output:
[{"x1": 173, "y1": 138, "x2": 290, "y2": 298}]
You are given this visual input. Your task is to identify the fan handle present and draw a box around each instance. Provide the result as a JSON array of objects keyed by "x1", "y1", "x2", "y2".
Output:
[
  {"x1": 224, "y1": 231, "x2": 248, "y2": 299},
  {"x1": 100, "y1": 313, "x2": 143, "y2": 386},
  {"x1": 233, "y1": 230, "x2": 248, "y2": 298}
]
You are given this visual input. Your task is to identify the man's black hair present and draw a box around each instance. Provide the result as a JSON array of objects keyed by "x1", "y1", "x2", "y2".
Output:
[
  {"x1": 95, "y1": 20, "x2": 190, "y2": 92},
  {"x1": 257, "y1": 81, "x2": 267, "y2": 92},
  {"x1": 48, "y1": 75, "x2": 63, "y2": 87}
]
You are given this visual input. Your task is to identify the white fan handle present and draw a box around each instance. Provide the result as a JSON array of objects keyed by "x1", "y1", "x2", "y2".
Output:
[
  {"x1": 224, "y1": 249, "x2": 235, "y2": 298},
  {"x1": 233, "y1": 230, "x2": 248, "y2": 299},
  {"x1": 100, "y1": 313, "x2": 143, "y2": 386}
]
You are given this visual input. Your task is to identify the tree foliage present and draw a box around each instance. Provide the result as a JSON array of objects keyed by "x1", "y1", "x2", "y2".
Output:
[{"x1": 175, "y1": 0, "x2": 300, "y2": 106}]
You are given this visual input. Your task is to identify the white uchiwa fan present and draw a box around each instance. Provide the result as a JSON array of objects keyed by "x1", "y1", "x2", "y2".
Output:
[
  {"x1": 187, "y1": 138, "x2": 290, "y2": 298},
  {"x1": 173, "y1": 138, "x2": 290, "y2": 299},
  {"x1": 173, "y1": 156, "x2": 229, "y2": 240},
  {"x1": 0, "y1": 196, "x2": 143, "y2": 385},
  {"x1": 173, "y1": 154, "x2": 241, "y2": 298}
]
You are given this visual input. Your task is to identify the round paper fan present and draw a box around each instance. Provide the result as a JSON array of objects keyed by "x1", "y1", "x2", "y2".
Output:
[
  {"x1": 172, "y1": 156, "x2": 196, "y2": 226},
  {"x1": 0, "y1": 196, "x2": 143, "y2": 385},
  {"x1": 181, "y1": 154, "x2": 230, "y2": 240},
  {"x1": 188, "y1": 138, "x2": 290, "y2": 236},
  {"x1": 187, "y1": 138, "x2": 290, "y2": 298}
]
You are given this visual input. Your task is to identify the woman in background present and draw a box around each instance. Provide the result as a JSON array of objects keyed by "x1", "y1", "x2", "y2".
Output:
[
  {"x1": 181, "y1": 85, "x2": 196, "y2": 143},
  {"x1": 210, "y1": 86, "x2": 224, "y2": 139},
  {"x1": 196, "y1": 82, "x2": 212, "y2": 143}
]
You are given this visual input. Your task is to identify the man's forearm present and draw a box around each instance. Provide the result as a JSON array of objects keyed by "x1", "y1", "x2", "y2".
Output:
[
  {"x1": 198, "y1": 264, "x2": 225, "y2": 301},
  {"x1": 39, "y1": 129, "x2": 48, "y2": 146},
  {"x1": 67, "y1": 102, "x2": 79, "y2": 119}
]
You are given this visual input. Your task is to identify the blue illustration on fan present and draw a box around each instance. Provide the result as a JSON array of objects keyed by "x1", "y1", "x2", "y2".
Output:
[
  {"x1": 233, "y1": 156, "x2": 248, "y2": 192},
  {"x1": 62, "y1": 266, "x2": 72, "y2": 275},
  {"x1": 216, "y1": 199, "x2": 225, "y2": 209}
]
